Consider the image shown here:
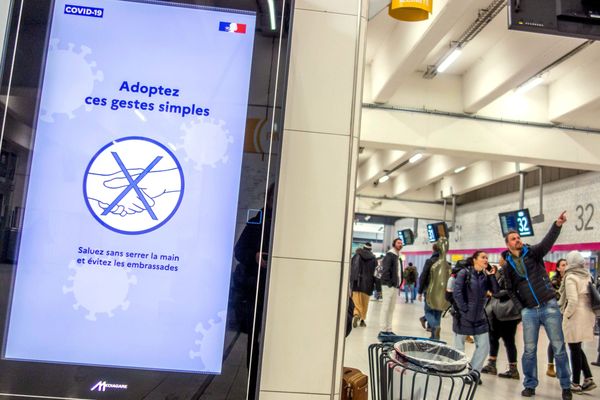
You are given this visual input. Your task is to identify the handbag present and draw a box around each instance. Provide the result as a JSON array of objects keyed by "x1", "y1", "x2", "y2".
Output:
[{"x1": 589, "y1": 281, "x2": 600, "y2": 316}]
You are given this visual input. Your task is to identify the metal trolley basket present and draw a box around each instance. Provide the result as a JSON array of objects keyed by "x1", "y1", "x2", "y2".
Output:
[{"x1": 368, "y1": 336, "x2": 480, "y2": 400}]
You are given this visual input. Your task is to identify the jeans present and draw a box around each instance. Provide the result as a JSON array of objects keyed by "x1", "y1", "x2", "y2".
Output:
[
  {"x1": 521, "y1": 298, "x2": 571, "y2": 390},
  {"x1": 404, "y1": 283, "x2": 415, "y2": 302},
  {"x1": 455, "y1": 332, "x2": 490, "y2": 372},
  {"x1": 424, "y1": 298, "x2": 441, "y2": 329},
  {"x1": 380, "y1": 285, "x2": 398, "y2": 332}
]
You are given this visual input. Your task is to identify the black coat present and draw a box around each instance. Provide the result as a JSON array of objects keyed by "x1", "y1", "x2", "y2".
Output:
[
  {"x1": 380, "y1": 251, "x2": 402, "y2": 288},
  {"x1": 453, "y1": 268, "x2": 499, "y2": 335},
  {"x1": 504, "y1": 223, "x2": 561, "y2": 309},
  {"x1": 233, "y1": 208, "x2": 272, "y2": 333},
  {"x1": 350, "y1": 248, "x2": 377, "y2": 294},
  {"x1": 418, "y1": 253, "x2": 439, "y2": 295}
]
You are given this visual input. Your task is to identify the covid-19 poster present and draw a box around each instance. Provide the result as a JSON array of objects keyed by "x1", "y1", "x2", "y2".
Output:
[{"x1": 3, "y1": 0, "x2": 255, "y2": 374}]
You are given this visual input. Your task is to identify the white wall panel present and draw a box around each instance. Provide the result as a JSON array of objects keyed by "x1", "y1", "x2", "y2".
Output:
[
  {"x1": 272, "y1": 130, "x2": 350, "y2": 262},
  {"x1": 260, "y1": 257, "x2": 342, "y2": 394},
  {"x1": 295, "y1": 0, "x2": 362, "y2": 16},
  {"x1": 396, "y1": 172, "x2": 600, "y2": 254},
  {"x1": 284, "y1": 9, "x2": 357, "y2": 136}
]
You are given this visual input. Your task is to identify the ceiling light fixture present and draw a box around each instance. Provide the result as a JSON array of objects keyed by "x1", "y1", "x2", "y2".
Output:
[
  {"x1": 409, "y1": 153, "x2": 423, "y2": 164},
  {"x1": 436, "y1": 47, "x2": 462, "y2": 73},
  {"x1": 378, "y1": 175, "x2": 390, "y2": 183},
  {"x1": 267, "y1": 0, "x2": 277, "y2": 31},
  {"x1": 515, "y1": 75, "x2": 543, "y2": 94},
  {"x1": 423, "y1": 0, "x2": 506, "y2": 79},
  {"x1": 454, "y1": 166, "x2": 466, "y2": 174}
]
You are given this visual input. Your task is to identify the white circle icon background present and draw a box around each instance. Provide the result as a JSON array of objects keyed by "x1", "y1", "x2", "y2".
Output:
[{"x1": 84, "y1": 137, "x2": 184, "y2": 234}]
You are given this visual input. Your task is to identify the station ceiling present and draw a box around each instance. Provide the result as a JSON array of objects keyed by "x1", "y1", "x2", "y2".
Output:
[{"x1": 358, "y1": 0, "x2": 600, "y2": 216}]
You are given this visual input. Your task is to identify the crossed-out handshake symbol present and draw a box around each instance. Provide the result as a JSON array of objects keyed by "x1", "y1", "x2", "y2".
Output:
[{"x1": 87, "y1": 167, "x2": 180, "y2": 218}]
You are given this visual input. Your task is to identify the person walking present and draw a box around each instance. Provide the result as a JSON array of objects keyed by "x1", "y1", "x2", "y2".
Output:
[
  {"x1": 559, "y1": 251, "x2": 597, "y2": 393},
  {"x1": 452, "y1": 251, "x2": 499, "y2": 382},
  {"x1": 350, "y1": 243, "x2": 377, "y2": 328},
  {"x1": 481, "y1": 252, "x2": 522, "y2": 379},
  {"x1": 379, "y1": 238, "x2": 403, "y2": 336},
  {"x1": 418, "y1": 243, "x2": 447, "y2": 340},
  {"x1": 503, "y1": 211, "x2": 572, "y2": 400},
  {"x1": 403, "y1": 262, "x2": 418, "y2": 303},
  {"x1": 547, "y1": 258, "x2": 567, "y2": 378}
]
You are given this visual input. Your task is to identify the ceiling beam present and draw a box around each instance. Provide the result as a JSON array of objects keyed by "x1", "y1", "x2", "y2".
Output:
[
  {"x1": 392, "y1": 154, "x2": 470, "y2": 196},
  {"x1": 360, "y1": 107, "x2": 600, "y2": 171},
  {"x1": 355, "y1": 196, "x2": 448, "y2": 221},
  {"x1": 435, "y1": 160, "x2": 536, "y2": 198},
  {"x1": 370, "y1": 0, "x2": 473, "y2": 103},
  {"x1": 462, "y1": 31, "x2": 584, "y2": 113},
  {"x1": 356, "y1": 149, "x2": 406, "y2": 191},
  {"x1": 548, "y1": 46, "x2": 600, "y2": 124}
]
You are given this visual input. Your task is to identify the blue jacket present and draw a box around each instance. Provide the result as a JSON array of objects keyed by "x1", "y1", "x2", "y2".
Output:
[{"x1": 453, "y1": 268, "x2": 499, "y2": 335}]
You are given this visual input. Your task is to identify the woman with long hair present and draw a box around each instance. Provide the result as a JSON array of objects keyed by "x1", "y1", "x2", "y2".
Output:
[
  {"x1": 452, "y1": 250, "x2": 499, "y2": 382},
  {"x1": 559, "y1": 251, "x2": 597, "y2": 393},
  {"x1": 481, "y1": 251, "x2": 522, "y2": 379}
]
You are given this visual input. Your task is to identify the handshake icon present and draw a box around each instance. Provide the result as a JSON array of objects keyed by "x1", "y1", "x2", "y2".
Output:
[{"x1": 87, "y1": 167, "x2": 180, "y2": 218}]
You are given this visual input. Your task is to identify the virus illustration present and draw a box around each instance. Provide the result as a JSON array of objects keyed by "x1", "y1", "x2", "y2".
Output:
[
  {"x1": 62, "y1": 260, "x2": 137, "y2": 321},
  {"x1": 40, "y1": 39, "x2": 103, "y2": 122},
  {"x1": 178, "y1": 119, "x2": 233, "y2": 170},
  {"x1": 189, "y1": 310, "x2": 227, "y2": 371}
]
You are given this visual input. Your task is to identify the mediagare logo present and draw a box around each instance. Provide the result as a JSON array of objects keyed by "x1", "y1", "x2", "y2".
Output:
[{"x1": 90, "y1": 380, "x2": 128, "y2": 392}]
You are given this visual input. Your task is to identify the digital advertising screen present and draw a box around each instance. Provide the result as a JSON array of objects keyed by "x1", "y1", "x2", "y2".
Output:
[
  {"x1": 499, "y1": 208, "x2": 535, "y2": 238},
  {"x1": 3, "y1": 0, "x2": 256, "y2": 374}
]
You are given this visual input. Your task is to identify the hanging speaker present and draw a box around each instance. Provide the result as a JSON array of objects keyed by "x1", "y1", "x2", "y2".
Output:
[{"x1": 389, "y1": 0, "x2": 433, "y2": 22}]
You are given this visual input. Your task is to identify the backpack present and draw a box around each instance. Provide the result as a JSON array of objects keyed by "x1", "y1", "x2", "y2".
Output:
[
  {"x1": 351, "y1": 253, "x2": 361, "y2": 283},
  {"x1": 426, "y1": 237, "x2": 451, "y2": 311}
]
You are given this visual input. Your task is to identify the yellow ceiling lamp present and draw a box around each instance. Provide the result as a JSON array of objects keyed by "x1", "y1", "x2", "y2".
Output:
[{"x1": 389, "y1": 0, "x2": 433, "y2": 21}]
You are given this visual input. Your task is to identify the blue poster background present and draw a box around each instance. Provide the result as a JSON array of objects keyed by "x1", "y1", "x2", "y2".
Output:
[{"x1": 4, "y1": 0, "x2": 255, "y2": 374}]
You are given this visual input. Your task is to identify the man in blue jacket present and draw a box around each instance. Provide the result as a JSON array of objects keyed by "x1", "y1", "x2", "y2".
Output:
[{"x1": 503, "y1": 211, "x2": 572, "y2": 400}]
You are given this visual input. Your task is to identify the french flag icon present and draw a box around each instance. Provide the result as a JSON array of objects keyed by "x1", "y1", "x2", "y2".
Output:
[{"x1": 219, "y1": 21, "x2": 247, "y2": 34}]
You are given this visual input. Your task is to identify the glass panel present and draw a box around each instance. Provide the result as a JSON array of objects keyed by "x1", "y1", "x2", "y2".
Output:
[{"x1": 0, "y1": 0, "x2": 290, "y2": 398}]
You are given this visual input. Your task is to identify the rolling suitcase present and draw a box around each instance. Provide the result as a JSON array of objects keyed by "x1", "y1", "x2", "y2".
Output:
[{"x1": 342, "y1": 367, "x2": 368, "y2": 400}]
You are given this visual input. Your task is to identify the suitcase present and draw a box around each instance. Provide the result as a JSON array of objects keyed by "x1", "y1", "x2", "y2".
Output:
[{"x1": 342, "y1": 367, "x2": 368, "y2": 400}]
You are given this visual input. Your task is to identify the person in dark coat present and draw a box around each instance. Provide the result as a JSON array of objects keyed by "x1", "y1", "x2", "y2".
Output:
[
  {"x1": 350, "y1": 243, "x2": 377, "y2": 327},
  {"x1": 232, "y1": 185, "x2": 274, "y2": 400},
  {"x1": 452, "y1": 250, "x2": 499, "y2": 378},
  {"x1": 546, "y1": 258, "x2": 567, "y2": 378},
  {"x1": 481, "y1": 251, "x2": 522, "y2": 380},
  {"x1": 379, "y1": 238, "x2": 403, "y2": 335},
  {"x1": 417, "y1": 244, "x2": 442, "y2": 339},
  {"x1": 503, "y1": 212, "x2": 572, "y2": 400}
]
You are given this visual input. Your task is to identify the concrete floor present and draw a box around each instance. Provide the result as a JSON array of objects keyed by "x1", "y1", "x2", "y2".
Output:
[{"x1": 343, "y1": 296, "x2": 600, "y2": 400}]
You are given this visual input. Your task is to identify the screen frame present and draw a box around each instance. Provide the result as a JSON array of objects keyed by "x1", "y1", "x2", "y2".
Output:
[{"x1": 498, "y1": 208, "x2": 535, "y2": 238}]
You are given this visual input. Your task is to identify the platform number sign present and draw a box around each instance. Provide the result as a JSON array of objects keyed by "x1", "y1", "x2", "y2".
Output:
[
  {"x1": 498, "y1": 209, "x2": 534, "y2": 238},
  {"x1": 575, "y1": 203, "x2": 594, "y2": 231},
  {"x1": 517, "y1": 210, "x2": 532, "y2": 236}
]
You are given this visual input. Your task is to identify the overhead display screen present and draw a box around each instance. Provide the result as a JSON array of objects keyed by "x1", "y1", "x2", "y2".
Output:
[
  {"x1": 3, "y1": 0, "x2": 255, "y2": 374},
  {"x1": 426, "y1": 222, "x2": 448, "y2": 243},
  {"x1": 397, "y1": 229, "x2": 415, "y2": 245},
  {"x1": 499, "y1": 208, "x2": 535, "y2": 238}
]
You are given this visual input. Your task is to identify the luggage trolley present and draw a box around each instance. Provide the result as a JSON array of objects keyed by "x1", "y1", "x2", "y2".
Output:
[{"x1": 368, "y1": 336, "x2": 480, "y2": 400}]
